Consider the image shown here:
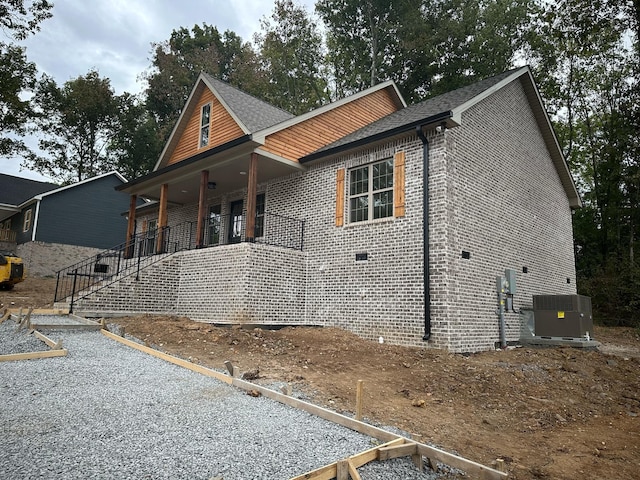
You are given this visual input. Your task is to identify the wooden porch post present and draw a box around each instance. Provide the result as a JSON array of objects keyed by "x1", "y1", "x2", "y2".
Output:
[
  {"x1": 156, "y1": 183, "x2": 168, "y2": 254},
  {"x1": 125, "y1": 194, "x2": 137, "y2": 259},
  {"x1": 196, "y1": 170, "x2": 209, "y2": 248},
  {"x1": 245, "y1": 152, "x2": 258, "y2": 242}
]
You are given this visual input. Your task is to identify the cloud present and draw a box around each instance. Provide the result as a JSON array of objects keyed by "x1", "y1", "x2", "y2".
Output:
[{"x1": 4, "y1": 0, "x2": 315, "y2": 181}]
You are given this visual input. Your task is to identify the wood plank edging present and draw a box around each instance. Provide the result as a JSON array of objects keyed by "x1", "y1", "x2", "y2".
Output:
[
  {"x1": 100, "y1": 329, "x2": 507, "y2": 479},
  {"x1": 0, "y1": 349, "x2": 68, "y2": 362},
  {"x1": 101, "y1": 329, "x2": 232, "y2": 385}
]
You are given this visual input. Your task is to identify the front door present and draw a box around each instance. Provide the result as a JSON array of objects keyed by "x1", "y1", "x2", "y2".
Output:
[{"x1": 228, "y1": 200, "x2": 243, "y2": 244}]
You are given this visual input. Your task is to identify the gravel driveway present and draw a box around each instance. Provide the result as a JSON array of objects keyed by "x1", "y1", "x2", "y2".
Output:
[{"x1": 1, "y1": 317, "x2": 437, "y2": 479}]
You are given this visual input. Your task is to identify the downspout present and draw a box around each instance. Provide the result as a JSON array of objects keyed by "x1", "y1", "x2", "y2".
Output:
[{"x1": 416, "y1": 126, "x2": 431, "y2": 341}]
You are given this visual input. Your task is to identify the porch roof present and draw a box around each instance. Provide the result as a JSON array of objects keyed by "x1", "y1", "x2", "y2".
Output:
[{"x1": 116, "y1": 136, "x2": 305, "y2": 204}]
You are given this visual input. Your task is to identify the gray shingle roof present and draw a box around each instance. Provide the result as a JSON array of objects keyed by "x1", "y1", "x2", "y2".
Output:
[
  {"x1": 202, "y1": 73, "x2": 294, "y2": 132},
  {"x1": 0, "y1": 173, "x2": 58, "y2": 206},
  {"x1": 305, "y1": 68, "x2": 522, "y2": 159}
]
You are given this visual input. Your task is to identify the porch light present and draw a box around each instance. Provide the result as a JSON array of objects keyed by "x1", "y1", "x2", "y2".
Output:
[
  {"x1": 207, "y1": 182, "x2": 217, "y2": 190},
  {"x1": 239, "y1": 171, "x2": 247, "y2": 175}
]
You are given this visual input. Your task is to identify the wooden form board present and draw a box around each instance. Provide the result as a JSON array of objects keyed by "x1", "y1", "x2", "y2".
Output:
[
  {"x1": 101, "y1": 329, "x2": 232, "y2": 385},
  {"x1": 102, "y1": 330, "x2": 508, "y2": 480},
  {"x1": 0, "y1": 326, "x2": 67, "y2": 362}
]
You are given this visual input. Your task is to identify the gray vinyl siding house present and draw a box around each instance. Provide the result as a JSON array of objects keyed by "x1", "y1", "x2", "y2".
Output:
[
  {"x1": 0, "y1": 172, "x2": 135, "y2": 276},
  {"x1": 71, "y1": 67, "x2": 580, "y2": 352}
]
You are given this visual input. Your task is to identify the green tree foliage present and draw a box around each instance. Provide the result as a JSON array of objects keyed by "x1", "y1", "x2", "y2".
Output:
[
  {"x1": 0, "y1": 0, "x2": 52, "y2": 40},
  {"x1": 0, "y1": 0, "x2": 52, "y2": 160},
  {"x1": 0, "y1": 43, "x2": 36, "y2": 158},
  {"x1": 316, "y1": 0, "x2": 405, "y2": 97},
  {"x1": 256, "y1": 0, "x2": 330, "y2": 114},
  {"x1": 528, "y1": 0, "x2": 639, "y2": 326},
  {"x1": 143, "y1": 24, "x2": 264, "y2": 143},
  {"x1": 27, "y1": 71, "x2": 118, "y2": 183},
  {"x1": 108, "y1": 93, "x2": 162, "y2": 180}
]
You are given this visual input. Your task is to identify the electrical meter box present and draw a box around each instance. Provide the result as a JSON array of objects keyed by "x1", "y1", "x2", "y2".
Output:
[{"x1": 532, "y1": 295, "x2": 593, "y2": 338}]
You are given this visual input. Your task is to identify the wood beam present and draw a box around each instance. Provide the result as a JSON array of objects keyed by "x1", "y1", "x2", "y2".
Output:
[
  {"x1": 125, "y1": 194, "x2": 136, "y2": 258},
  {"x1": 156, "y1": 183, "x2": 168, "y2": 254},
  {"x1": 245, "y1": 152, "x2": 258, "y2": 242},
  {"x1": 196, "y1": 170, "x2": 209, "y2": 248}
]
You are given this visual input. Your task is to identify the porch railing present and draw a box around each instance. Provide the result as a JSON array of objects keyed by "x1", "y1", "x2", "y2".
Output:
[
  {"x1": 0, "y1": 229, "x2": 16, "y2": 243},
  {"x1": 54, "y1": 211, "x2": 304, "y2": 310}
]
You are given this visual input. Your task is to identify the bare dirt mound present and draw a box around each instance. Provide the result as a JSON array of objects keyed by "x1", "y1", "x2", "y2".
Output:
[{"x1": 3, "y1": 278, "x2": 639, "y2": 479}]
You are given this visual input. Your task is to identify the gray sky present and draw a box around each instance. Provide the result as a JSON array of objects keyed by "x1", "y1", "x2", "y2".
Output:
[{"x1": 2, "y1": 0, "x2": 315, "y2": 183}]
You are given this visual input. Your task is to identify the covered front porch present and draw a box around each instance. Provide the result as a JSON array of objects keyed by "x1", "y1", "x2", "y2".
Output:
[{"x1": 118, "y1": 137, "x2": 307, "y2": 255}]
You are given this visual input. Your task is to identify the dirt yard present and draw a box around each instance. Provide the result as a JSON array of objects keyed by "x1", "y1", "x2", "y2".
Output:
[{"x1": 3, "y1": 277, "x2": 639, "y2": 479}]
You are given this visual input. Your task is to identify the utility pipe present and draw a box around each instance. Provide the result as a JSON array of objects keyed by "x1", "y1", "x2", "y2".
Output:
[{"x1": 416, "y1": 126, "x2": 431, "y2": 341}]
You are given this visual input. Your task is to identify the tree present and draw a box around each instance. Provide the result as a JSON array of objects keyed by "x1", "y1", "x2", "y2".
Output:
[
  {"x1": 0, "y1": 0, "x2": 52, "y2": 161},
  {"x1": 255, "y1": 0, "x2": 330, "y2": 114},
  {"x1": 0, "y1": 43, "x2": 37, "y2": 158},
  {"x1": 317, "y1": 0, "x2": 405, "y2": 97},
  {"x1": 527, "y1": 0, "x2": 639, "y2": 326},
  {"x1": 0, "y1": 0, "x2": 52, "y2": 40},
  {"x1": 143, "y1": 24, "x2": 265, "y2": 143},
  {"x1": 26, "y1": 70, "x2": 118, "y2": 183},
  {"x1": 108, "y1": 93, "x2": 163, "y2": 180}
]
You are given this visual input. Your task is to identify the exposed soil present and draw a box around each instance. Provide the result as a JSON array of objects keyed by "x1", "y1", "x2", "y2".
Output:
[{"x1": 3, "y1": 277, "x2": 639, "y2": 479}]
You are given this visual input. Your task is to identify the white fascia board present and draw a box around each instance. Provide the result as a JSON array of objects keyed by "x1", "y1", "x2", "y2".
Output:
[
  {"x1": 31, "y1": 171, "x2": 127, "y2": 202},
  {"x1": 31, "y1": 199, "x2": 41, "y2": 242}
]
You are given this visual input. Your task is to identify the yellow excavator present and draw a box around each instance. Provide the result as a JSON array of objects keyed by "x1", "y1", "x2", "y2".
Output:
[{"x1": 0, "y1": 250, "x2": 25, "y2": 290}]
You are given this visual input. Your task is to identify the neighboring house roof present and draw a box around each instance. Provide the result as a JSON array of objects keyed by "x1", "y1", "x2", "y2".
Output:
[
  {"x1": 301, "y1": 66, "x2": 581, "y2": 208},
  {"x1": 0, "y1": 173, "x2": 58, "y2": 206},
  {"x1": 20, "y1": 171, "x2": 127, "y2": 207}
]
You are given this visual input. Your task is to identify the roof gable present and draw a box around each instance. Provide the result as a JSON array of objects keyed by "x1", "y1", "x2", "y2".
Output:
[
  {"x1": 257, "y1": 81, "x2": 405, "y2": 161},
  {"x1": 155, "y1": 73, "x2": 294, "y2": 170},
  {"x1": 301, "y1": 67, "x2": 581, "y2": 208}
]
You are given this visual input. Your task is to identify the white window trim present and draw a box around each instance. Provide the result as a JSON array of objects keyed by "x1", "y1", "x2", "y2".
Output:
[
  {"x1": 347, "y1": 158, "x2": 394, "y2": 224},
  {"x1": 199, "y1": 102, "x2": 212, "y2": 148},
  {"x1": 23, "y1": 208, "x2": 32, "y2": 233}
]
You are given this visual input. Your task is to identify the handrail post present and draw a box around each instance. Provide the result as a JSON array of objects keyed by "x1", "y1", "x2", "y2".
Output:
[
  {"x1": 69, "y1": 268, "x2": 77, "y2": 314},
  {"x1": 54, "y1": 270, "x2": 61, "y2": 302},
  {"x1": 136, "y1": 238, "x2": 143, "y2": 281}
]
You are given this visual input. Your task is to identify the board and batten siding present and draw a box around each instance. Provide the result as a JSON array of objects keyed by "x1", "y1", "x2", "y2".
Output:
[
  {"x1": 167, "y1": 89, "x2": 245, "y2": 166},
  {"x1": 34, "y1": 174, "x2": 131, "y2": 249},
  {"x1": 262, "y1": 88, "x2": 400, "y2": 161}
]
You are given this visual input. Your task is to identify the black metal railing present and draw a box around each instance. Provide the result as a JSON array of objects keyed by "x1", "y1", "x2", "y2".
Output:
[
  {"x1": 202, "y1": 211, "x2": 305, "y2": 251},
  {"x1": 54, "y1": 211, "x2": 304, "y2": 310}
]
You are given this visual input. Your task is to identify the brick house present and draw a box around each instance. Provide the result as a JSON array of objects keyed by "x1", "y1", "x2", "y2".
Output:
[{"x1": 70, "y1": 67, "x2": 580, "y2": 352}]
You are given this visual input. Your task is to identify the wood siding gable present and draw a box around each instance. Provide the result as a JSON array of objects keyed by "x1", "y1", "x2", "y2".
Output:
[
  {"x1": 262, "y1": 88, "x2": 401, "y2": 161},
  {"x1": 167, "y1": 88, "x2": 245, "y2": 166}
]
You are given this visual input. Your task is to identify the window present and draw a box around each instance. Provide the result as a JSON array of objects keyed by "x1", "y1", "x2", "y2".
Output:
[
  {"x1": 22, "y1": 209, "x2": 32, "y2": 232},
  {"x1": 199, "y1": 103, "x2": 211, "y2": 148},
  {"x1": 255, "y1": 194, "x2": 265, "y2": 238},
  {"x1": 348, "y1": 158, "x2": 394, "y2": 223},
  {"x1": 207, "y1": 205, "x2": 221, "y2": 246}
]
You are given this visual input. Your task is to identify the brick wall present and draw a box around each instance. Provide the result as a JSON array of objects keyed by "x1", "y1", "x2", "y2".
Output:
[
  {"x1": 439, "y1": 78, "x2": 577, "y2": 351},
  {"x1": 16, "y1": 241, "x2": 102, "y2": 277},
  {"x1": 78, "y1": 77, "x2": 577, "y2": 353},
  {"x1": 76, "y1": 242, "x2": 305, "y2": 324}
]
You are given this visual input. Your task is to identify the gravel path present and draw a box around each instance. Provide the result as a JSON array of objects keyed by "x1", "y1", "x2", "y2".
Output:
[{"x1": 1, "y1": 317, "x2": 440, "y2": 479}]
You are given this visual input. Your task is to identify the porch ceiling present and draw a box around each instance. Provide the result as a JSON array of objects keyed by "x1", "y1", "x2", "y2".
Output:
[{"x1": 120, "y1": 143, "x2": 305, "y2": 205}]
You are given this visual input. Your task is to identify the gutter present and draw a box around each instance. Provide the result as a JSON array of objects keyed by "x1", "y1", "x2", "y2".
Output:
[{"x1": 415, "y1": 126, "x2": 431, "y2": 341}]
